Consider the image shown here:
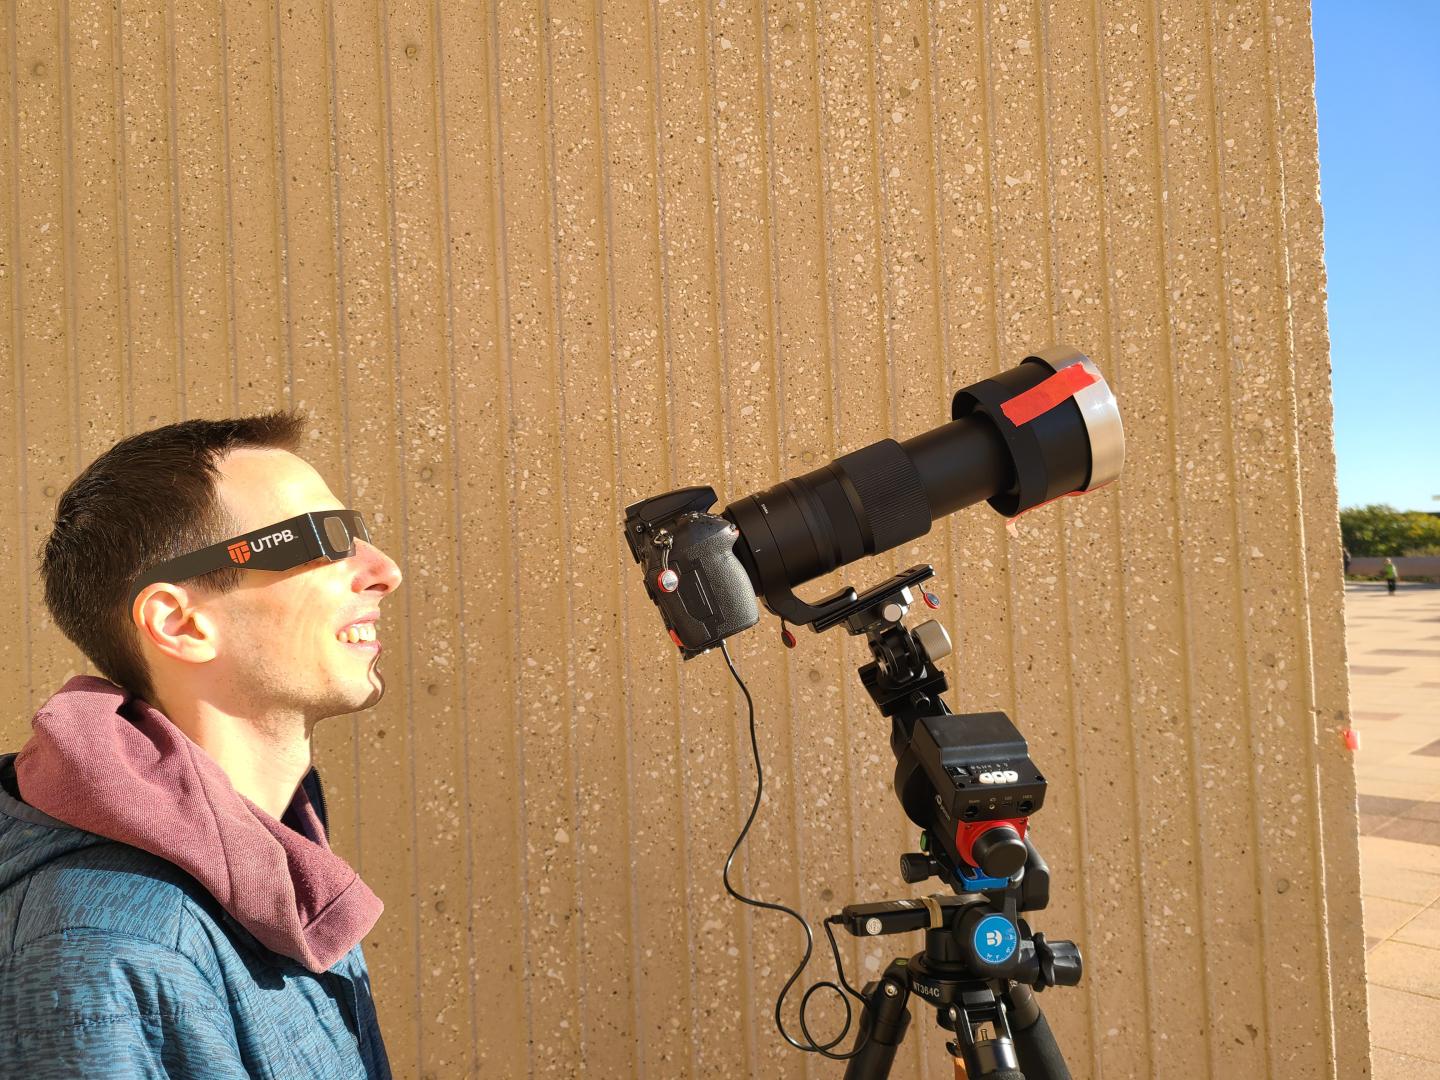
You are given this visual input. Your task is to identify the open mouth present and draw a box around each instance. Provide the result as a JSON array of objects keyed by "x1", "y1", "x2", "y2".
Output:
[{"x1": 336, "y1": 622, "x2": 381, "y2": 651}]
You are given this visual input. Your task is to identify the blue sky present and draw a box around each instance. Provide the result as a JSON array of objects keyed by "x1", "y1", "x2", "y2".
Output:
[{"x1": 1313, "y1": 2, "x2": 1439, "y2": 513}]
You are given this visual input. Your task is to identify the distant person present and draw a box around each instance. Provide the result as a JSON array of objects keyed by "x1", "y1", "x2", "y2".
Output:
[
  {"x1": 1343, "y1": 546, "x2": 1352, "y2": 576},
  {"x1": 1384, "y1": 557, "x2": 1399, "y2": 594}
]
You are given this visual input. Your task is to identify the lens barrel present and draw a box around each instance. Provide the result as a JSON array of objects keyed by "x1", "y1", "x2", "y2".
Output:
[{"x1": 723, "y1": 346, "x2": 1123, "y2": 607}]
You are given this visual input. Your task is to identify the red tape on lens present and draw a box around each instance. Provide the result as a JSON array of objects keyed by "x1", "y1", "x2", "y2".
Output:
[{"x1": 1001, "y1": 364, "x2": 1098, "y2": 427}]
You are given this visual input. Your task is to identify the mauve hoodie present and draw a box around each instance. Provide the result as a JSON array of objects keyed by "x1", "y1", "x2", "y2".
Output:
[{"x1": 14, "y1": 674, "x2": 381, "y2": 973}]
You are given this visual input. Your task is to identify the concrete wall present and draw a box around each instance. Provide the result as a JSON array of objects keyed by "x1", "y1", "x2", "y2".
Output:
[{"x1": 0, "y1": 1, "x2": 1365, "y2": 1077}]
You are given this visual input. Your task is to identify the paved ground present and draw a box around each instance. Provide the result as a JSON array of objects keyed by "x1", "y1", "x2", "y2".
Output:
[{"x1": 1350, "y1": 581, "x2": 1440, "y2": 1077}]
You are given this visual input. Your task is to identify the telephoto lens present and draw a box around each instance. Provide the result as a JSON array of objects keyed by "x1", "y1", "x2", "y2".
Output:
[
  {"x1": 722, "y1": 345, "x2": 1123, "y2": 624},
  {"x1": 622, "y1": 344, "x2": 1123, "y2": 656}
]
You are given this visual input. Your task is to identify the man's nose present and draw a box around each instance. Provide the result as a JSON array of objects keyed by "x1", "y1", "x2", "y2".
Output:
[{"x1": 356, "y1": 539, "x2": 403, "y2": 593}]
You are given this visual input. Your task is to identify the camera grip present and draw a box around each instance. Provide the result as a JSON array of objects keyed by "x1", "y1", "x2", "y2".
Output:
[{"x1": 643, "y1": 514, "x2": 758, "y2": 657}]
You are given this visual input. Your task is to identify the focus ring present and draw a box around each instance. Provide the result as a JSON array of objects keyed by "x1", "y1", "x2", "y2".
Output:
[{"x1": 835, "y1": 439, "x2": 931, "y2": 552}]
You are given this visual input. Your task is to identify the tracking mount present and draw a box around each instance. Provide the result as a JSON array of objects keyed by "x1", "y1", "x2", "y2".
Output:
[{"x1": 813, "y1": 566, "x2": 1080, "y2": 1079}]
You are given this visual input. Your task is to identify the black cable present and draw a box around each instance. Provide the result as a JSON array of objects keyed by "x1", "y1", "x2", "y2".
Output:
[{"x1": 718, "y1": 639, "x2": 872, "y2": 1060}]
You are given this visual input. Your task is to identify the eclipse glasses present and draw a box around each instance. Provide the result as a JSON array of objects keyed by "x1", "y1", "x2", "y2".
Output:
[{"x1": 129, "y1": 509, "x2": 370, "y2": 606}]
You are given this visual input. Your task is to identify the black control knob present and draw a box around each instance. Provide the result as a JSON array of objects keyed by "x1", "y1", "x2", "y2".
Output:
[
  {"x1": 1034, "y1": 933, "x2": 1083, "y2": 987},
  {"x1": 899, "y1": 853, "x2": 939, "y2": 883},
  {"x1": 971, "y1": 824, "x2": 1028, "y2": 878}
]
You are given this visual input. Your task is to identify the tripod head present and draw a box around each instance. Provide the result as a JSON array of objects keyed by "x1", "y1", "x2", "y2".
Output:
[{"x1": 811, "y1": 565, "x2": 1050, "y2": 895}]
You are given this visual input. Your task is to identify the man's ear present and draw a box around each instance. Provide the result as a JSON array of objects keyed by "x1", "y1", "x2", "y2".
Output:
[{"x1": 133, "y1": 585, "x2": 219, "y2": 665}]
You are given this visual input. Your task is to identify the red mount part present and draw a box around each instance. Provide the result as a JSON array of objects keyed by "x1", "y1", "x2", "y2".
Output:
[{"x1": 955, "y1": 817, "x2": 1029, "y2": 868}]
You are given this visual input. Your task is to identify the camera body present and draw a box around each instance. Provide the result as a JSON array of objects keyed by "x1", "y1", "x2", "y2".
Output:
[{"x1": 623, "y1": 487, "x2": 759, "y2": 658}]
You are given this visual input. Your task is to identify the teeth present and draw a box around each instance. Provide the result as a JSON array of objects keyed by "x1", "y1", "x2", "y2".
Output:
[{"x1": 337, "y1": 623, "x2": 377, "y2": 644}]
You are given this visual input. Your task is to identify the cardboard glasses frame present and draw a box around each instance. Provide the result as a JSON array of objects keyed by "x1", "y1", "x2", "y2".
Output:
[{"x1": 128, "y1": 509, "x2": 371, "y2": 607}]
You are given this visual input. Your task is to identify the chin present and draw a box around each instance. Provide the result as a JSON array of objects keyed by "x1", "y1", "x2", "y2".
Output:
[
  {"x1": 357, "y1": 677, "x2": 385, "y2": 711},
  {"x1": 310, "y1": 676, "x2": 385, "y2": 723}
]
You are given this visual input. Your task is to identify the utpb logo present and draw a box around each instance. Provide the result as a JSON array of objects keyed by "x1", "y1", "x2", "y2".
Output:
[
  {"x1": 228, "y1": 541, "x2": 252, "y2": 565},
  {"x1": 250, "y1": 529, "x2": 296, "y2": 553}
]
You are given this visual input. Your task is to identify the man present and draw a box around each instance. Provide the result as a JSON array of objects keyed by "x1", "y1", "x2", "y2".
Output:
[
  {"x1": 1384, "y1": 556, "x2": 1400, "y2": 594},
  {"x1": 0, "y1": 414, "x2": 402, "y2": 1077}
]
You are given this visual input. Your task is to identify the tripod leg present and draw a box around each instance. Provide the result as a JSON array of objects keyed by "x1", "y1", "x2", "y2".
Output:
[
  {"x1": 843, "y1": 964, "x2": 913, "y2": 1080},
  {"x1": 1003, "y1": 984, "x2": 1072, "y2": 1080}
]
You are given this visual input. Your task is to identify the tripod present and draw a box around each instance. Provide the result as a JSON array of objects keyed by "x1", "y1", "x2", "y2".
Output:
[{"x1": 813, "y1": 566, "x2": 1080, "y2": 1079}]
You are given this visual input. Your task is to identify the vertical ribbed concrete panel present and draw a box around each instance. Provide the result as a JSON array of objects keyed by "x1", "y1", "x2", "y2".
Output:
[{"x1": 0, "y1": 1, "x2": 1366, "y2": 1076}]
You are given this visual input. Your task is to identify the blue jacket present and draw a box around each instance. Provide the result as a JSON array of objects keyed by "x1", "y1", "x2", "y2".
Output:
[{"x1": 0, "y1": 754, "x2": 391, "y2": 1078}]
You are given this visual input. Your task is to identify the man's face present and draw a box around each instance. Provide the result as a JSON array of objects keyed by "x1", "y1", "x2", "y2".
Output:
[{"x1": 191, "y1": 447, "x2": 403, "y2": 723}]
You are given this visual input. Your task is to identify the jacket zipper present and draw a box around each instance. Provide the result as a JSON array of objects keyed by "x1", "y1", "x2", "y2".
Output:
[{"x1": 309, "y1": 768, "x2": 330, "y2": 839}]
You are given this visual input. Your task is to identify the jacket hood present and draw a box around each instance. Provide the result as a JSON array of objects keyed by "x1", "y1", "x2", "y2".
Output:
[{"x1": 10, "y1": 675, "x2": 381, "y2": 972}]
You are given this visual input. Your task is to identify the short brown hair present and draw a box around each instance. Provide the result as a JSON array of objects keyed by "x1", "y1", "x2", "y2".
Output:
[{"x1": 40, "y1": 413, "x2": 307, "y2": 703}]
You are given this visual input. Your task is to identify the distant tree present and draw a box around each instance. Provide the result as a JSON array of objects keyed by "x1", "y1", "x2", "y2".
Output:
[
  {"x1": 1401, "y1": 511, "x2": 1440, "y2": 556},
  {"x1": 1341, "y1": 504, "x2": 1440, "y2": 556}
]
